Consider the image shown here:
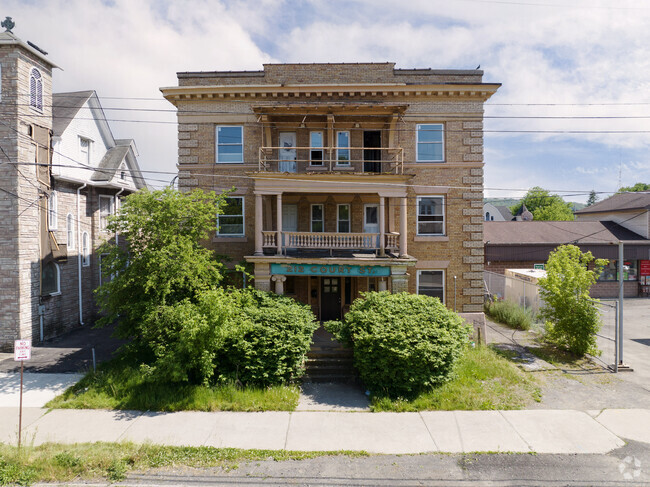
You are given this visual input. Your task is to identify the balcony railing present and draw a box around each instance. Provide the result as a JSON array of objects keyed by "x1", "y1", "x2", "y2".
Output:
[
  {"x1": 262, "y1": 231, "x2": 400, "y2": 253},
  {"x1": 258, "y1": 146, "x2": 403, "y2": 174}
]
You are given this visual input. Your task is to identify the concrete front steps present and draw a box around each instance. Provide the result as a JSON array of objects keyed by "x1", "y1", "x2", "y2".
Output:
[{"x1": 303, "y1": 344, "x2": 359, "y2": 383}]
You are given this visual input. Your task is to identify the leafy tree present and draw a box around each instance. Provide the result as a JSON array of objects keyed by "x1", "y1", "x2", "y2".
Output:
[
  {"x1": 537, "y1": 245, "x2": 607, "y2": 356},
  {"x1": 586, "y1": 190, "x2": 598, "y2": 207},
  {"x1": 96, "y1": 188, "x2": 227, "y2": 343},
  {"x1": 618, "y1": 182, "x2": 650, "y2": 193},
  {"x1": 510, "y1": 187, "x2": 574, "y2": 221}
]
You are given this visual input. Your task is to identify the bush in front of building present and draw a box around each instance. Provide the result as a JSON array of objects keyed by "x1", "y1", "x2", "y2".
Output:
[
  {"x1": 484, "y1": 296, "x2": 534, "y2": 330},
  {"x1": 325, "y1": 291, "x2": 470, "y2": 399},
  {"x1": 139, "y1": 288, "x2": 318, "y2": 386}
]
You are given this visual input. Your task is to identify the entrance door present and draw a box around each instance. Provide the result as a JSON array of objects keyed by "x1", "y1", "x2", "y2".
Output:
[
  {"x1": 321, "y1": 277, "x2": 341, "y2": 321},
  {"x1": 364, "y1": 204, "x2": 379, "y2": 249},
  {"x1": 279, "y1": 132, "x2": 297, "y2": 172},
  {"x1": 363, "y1": 131, "x2": 382, "y2": 173},
  {"x1": 282, "y1": 204, "x2": 298, "y2": 250}
]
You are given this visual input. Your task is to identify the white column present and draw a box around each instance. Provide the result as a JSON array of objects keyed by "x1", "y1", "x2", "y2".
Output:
[
  {"x1": 379, "y1": 196, "x2": 386, "y2": 256},
  {"x1": 276, "y1": 193, "x2": 283, "y2": 255},
  {"x1": 399, "y1": 196, "x2": 408, "y2": 257},
  {"x1": 254, "y1": 193, "x2": 263, "y2": 255},
  {"x1": 272, "y1": 275, "x2": 287, "y2": 295},
  {"x1": 378, "y1": 278, "x2": 387, "y2": 291}
]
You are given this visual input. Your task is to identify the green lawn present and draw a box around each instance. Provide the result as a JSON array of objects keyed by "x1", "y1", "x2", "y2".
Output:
[
  {"x1": 0, "y1": 443, "x2": 367, "y2": 485},
  {"x1": 370, "y1": 345, "x2": 541, "y2": 412}
]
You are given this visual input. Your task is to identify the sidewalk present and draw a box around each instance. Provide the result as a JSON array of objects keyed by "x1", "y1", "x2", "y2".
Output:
[{"x1": 1, "y1": 407, "x2": 648, "y2": 454}]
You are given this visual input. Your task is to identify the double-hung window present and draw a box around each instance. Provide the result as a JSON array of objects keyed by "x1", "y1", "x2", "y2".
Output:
[
  {"x1": 337, "y1": 204, "x2": 350, "y2": 233},
  {"x1": 417, "y1": 196, "x2": 445, "y2": 235},
  {"x1": 99, "y1": 195, "x2": 114, "y2": 231},
  {"x1": 417, "y1": 270, "x2": 445, "y2": 302},
  {"x1": 66, "y1": 213, "x2": 75, "y2": 250},
  {"x1": 311, "y1": 204, "x2": 324, "y2": 232},
  {"x1": 336, "y1": 131, "x2": 350, "y2": 165},
  {"x1": 47, "y1": 190, "x2": 58, "y2": 230},
  {"x1": 79, "y1": 137, "x2": 91, "y2": 165},
  {"x1": 216, "y1": 126, "x2": 243, "y2": 163},
  {"x1": 416, "y1": 124, "x2": 444, "y2": 162},
  {"x1": 217, "y1": 197, "x2": 245, "y2": 236},
  {"x1": 310, "y1": 131, "x2": 324, "y2": 165},
  {"x1": 82, "y1": 232, "x2": 90, "y2": 266}
]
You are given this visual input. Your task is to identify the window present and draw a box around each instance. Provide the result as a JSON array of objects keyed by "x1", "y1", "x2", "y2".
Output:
[
  {"x1": 217, "y1": 196, "x2": 244, "y2": 236},
  {"x1": 29, "y1": 68, "x2": 43, "y2": 111},
  {"x1": 41, "y1": 262, "x2": 60, "y2": 295},
  {"x1": 82, "y1": 232, "x2": 90, "y2": 266},
  {"x1": 417, "y1": 270, "x2": 445, "y2": 302},
  {"x1": 598, "y1": 260, "x2": 638, "y2": 282},
  {"x1": 485, "y1": 212, "x2": 491, "y2": 221},
  {"x1": 310, "y1": 131, "x2": 323, "y2": 165},
  {"x1": 47, "y1": 190, "x2": 57, "y2": 230},
  {"x1": 99, "y1": 195, "x2": 114, "y2": 231},
  {"x1": 336, "y1": 131, "x2": 350, "y2": 164},
  {"x1": 216, "y1": 126, "x2": 243, "y2": 163},
  {"x1": 66, "y1": 213, "x2": 75, "y2": 250},
  {"x1": 417, "y1": 196, "x2": 445, "y2": 235},
  {"x1": 311, "y1": 204, "x2": 323, "y2": 232},
  {"x1": 120, "y1": 171, "x2": 126, "y2": 180},
  {"x1": 416, "y1": 124, "x2": 444, "y2": 162},
  {"x1": 79, "y1": 137, "x2": 91, "y2": 165},
  {"x1": 337, "y1": 204, "x2": 350, "y2": 233}
]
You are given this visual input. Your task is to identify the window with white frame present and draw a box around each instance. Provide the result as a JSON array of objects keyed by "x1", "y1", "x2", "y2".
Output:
[
  {"x1": 416, "y1": 124, "x2": 444, "y2": 162},
  {"x1": 47, "y1": 190, "x2": 58, "y2": 230},
  {"x1": 82, "y1": 232, "x2": 90, "y2": 266},
  {"x1": 216, "y1": 126, "x2": 243, "y2": 163},
  {"x1": 29, "y1": 68, "x2": 43, "y2": 111},
  {"x1": 41, "y1": 261, "x2": 60, "y2": 295},
  {"x1": 417, "y1": 196, "x2": 445, "y2": 235},
  {"x1": 310, "y1": 131, "x2": 324, "y2": 165},
  {"x1": 337, "y1": 204, "x2": 350, "y2": 233},
  {"x1": 66, "y1": 213, "x2": 75, "y2": 250},
  {"x1": 99, "y1": 195, "x2": 114, "y2": 231},
  {"x1": 336, "y1": 131, "x2": 350, "y2": 165},
  {"x1": 311, "y1": 204, "x2": 323, "y2": 232},
  {"x1": 417, "y1": 270, "x2": 444, "y2": 302},
  {"x1": 79, "y1": 137, "x2": 91, "y2": 165},
  {"x1": 217, "y1": 196, "x2": 244, "y2": 236}
]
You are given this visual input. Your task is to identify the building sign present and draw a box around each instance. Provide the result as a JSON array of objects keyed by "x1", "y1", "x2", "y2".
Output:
[
  {"x1": 533, "y1": 264, "x2": 545, "y2": 270},
  {"x1": 640, "y1": 260, "x2": 650, "y2": 276},
  {"x1": 14, "y1": 339, "x2": 31, "y2": 361},
  {"x1": 271, "y1": 263, "x2": 390, "y2": 277}
]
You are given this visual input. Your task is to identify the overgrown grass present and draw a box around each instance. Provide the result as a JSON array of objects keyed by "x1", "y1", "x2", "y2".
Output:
[
  {"x1": 0, "y1": 442, "x2": 368, "y2": 485},
  {"x1": 46, "y1": 354, "x2": 299, "y2": 412},
  {"x1": 370, "y1": 345, "x2": 541, "y2": 412},
  {"x1": 484, "y1": 299, "x2": 534, "y2": 330}
]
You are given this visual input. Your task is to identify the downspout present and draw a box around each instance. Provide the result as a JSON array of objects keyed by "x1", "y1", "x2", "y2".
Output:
[
  {"x1": 115, "y1": 188, "x2": 125, "y2": 245},
  {"x1": 77, "y1": 183, "x2": 87, "y2": 325}
]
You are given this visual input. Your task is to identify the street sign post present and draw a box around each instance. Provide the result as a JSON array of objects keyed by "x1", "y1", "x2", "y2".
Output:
[{"x1": 14, "y1": 339, "x2": 31, "y2": 449}]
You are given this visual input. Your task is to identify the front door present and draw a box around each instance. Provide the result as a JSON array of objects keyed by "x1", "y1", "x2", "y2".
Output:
[
  {"x1": 279, "y1": 132, "x2": 297, "y2": 172},
  {"x1": 364, "y1": 204, "x2": 379, "y2": 248},
  {"x1": 363, "y1": 131, "x2": 382, "y2": 173},
  {"x1": 321, "y1": 277, "x2": 341, "y2": 321},
  {"x1": 282, "y1": 204, "x2": 298, "y2": 249}
]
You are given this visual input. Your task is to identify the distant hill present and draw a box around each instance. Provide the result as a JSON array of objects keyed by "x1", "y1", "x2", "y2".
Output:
[{"x1": 484, "y1": 198, "x2": 586, "y2": 212}]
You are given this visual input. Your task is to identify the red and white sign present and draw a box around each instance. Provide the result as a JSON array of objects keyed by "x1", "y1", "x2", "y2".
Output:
[
  {"x1": 640, "y1": 260, "x2": 650, "y2": 276},
  {"x1": 14, "y1": 340, "x2": 31, "y2": 361}
]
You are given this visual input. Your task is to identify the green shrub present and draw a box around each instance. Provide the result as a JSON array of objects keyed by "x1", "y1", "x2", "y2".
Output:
[
  {"x1": 325, "y1": 292, "x2": 469, "y2": 399},
  {"x1": 484, "y1": 298, "x2": 533, "y2": 330},
  {"x1": 139, "y1": 288, "x2": 317, "y2": 387}
]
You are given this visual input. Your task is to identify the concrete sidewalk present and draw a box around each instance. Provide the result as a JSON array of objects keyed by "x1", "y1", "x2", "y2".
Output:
[{"x1": 1, "y1": 407, "x2": 648, "y2": 454}]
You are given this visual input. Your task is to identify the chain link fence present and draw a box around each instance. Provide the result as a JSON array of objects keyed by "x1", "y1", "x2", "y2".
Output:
[{"x1": 593, "y1": 299, "x2": 618, "y2": 370}]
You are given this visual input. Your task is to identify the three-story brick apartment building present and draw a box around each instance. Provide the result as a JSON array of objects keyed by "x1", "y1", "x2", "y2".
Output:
[{"x1": 161, "y1": 63, "x2": 499, "y2": 321}]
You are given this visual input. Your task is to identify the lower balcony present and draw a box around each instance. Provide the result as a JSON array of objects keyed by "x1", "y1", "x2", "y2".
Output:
[{"x1": 262, "y1": 231, "x2": 400, "y2": 256}]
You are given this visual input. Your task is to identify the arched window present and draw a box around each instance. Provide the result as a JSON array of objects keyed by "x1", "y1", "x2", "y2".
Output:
[
  {"x1": 30, "y1": 68, "x2": 43, "y2": 111},
  {"x1": 485, "y1": 211, "x2": 490, "y2": 221},
  {"x1": 48, "y1": 190, "x2": 57, "y2": 230},
  {"x1": 82, "y1": 232, "x2": 90, "y2": 267},
  {"x1": 67, "y1": 213, "x2": 75, "y2": 250},
  {"x1": 41, "y1": 261, "x2": 60, "y2": 295}
]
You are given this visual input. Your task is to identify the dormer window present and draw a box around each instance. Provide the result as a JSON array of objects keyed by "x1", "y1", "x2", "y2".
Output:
[{"x1": 29, "y1": 68, "x2": 43, "y2": 111}]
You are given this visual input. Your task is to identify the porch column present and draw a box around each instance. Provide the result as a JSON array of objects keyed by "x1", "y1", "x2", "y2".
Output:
[
  {"x1": 378, "y1": 278, "x2": 387, "y2": 291},
  {"x1": 379, "y1": 196, "x2": 386, "y2": 257},
  {"x1": 254, "y1": 193, "x2": 263, "y2": 255},
  {"x1": 399, "y1": 196, "x2": 408, "y2": 257},
  {"x1": 276, "y1": 193, "x2": 283, "y2": 255},
  {"x1": 272, "y1": 275, "x2": 286, "y2": 295}
]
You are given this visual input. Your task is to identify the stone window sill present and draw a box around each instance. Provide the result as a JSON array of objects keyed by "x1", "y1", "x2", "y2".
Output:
[
  {"x1": 213, "y1": 236, "x2": 248, "y2": 243},
  {"x1": 413, "y1": 236, "x2": 449, "y2": 242}
]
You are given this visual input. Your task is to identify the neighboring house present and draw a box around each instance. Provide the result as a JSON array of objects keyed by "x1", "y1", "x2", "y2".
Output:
[
  {"x1": 483, "y1": 202, "x2": 513, "y2": 221},
  {"x1": 162, "y1": 63, "x2": 500, "y2": 320},
  {"x1": 512, "y1": 203, "x2": 533, "y2": 221},
  {"x1": 0, "y1": 22, "x2": 145, "y2": 350},
  {"x1": 574, "y1": 192, "x2": 650, "y2": 239},
  {"x1": 484, "y1": 220, "x2": 650, "y2": 298}
]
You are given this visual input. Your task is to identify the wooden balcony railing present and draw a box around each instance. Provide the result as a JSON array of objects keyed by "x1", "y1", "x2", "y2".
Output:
[
  {"x1": 258, "y1": 146, "x2": 404, "y2": 174},
  {"x1": 261, "y1": 231, "x2": 400, "y2": 253}
]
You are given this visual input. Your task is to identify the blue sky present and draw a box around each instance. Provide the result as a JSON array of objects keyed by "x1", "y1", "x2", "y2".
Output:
[{"x1": 5, "y1": 0, "x2": 650, "y2": 202}]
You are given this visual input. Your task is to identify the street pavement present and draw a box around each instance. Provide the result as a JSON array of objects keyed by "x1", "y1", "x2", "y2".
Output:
[{"x1": 1, "y1": 406, "x2": 649, "y2": 455}]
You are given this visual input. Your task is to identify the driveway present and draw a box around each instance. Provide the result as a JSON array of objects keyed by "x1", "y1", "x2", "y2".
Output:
[{"x1": 611, "y1": 298, "x2": 650, "y2": 392}]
